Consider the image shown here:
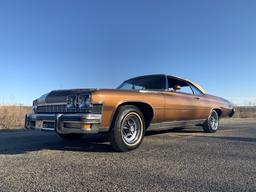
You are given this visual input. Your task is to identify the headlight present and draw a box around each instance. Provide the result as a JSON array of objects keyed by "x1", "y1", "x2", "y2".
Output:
[
  {"x1": 66, "y1": 94, "x2": 91, "y2": 109},
  {"x1": 66, "y1": 95, "x2": 77, "y2": 108},
  {"x1": 77, "y1": 94, "x2": 91, "y2": 109},
  {"x1": 32, "y1": 100, "x2": 38, "y2": 112}
]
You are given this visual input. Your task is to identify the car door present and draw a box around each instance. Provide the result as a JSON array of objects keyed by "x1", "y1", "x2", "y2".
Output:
[
  {"x1": 163, "y1": 77, "x2": 203, "y2": 121},
  {"x1": 189, "y1": 83, "x2": 212, "y2": 119},
  {"x1": 163, "y1": 91, "x2": 200, "y2": 121}
]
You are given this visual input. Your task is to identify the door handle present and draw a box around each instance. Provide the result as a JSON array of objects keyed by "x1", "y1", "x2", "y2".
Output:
[{"x1": 194, "y1": 97, "x2": 200, "y2": 100}]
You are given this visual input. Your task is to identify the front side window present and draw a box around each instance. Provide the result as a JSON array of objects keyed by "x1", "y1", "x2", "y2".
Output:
[
  {"x1": 177, "y1": 86, "x2": 194, "y2": 94},
  {"x1": 168, "y1": 77, "x2": 194, "y2": 95},
  {"x1": 118, "y1": 76, "x2": 166, "y2": 90}
]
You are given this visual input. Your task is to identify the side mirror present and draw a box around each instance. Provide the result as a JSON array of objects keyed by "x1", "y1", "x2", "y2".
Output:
[
  {"x1": 173, "y1": 85, "x2": 181, "y2": 91},
  {"x1": 168, "y1": 85, "x2": 181, "y2": 92}
]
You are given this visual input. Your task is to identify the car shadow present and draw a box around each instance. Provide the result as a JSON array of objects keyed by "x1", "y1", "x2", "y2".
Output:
[
  {"x1": 0, "y1": 127, "x2": 204, "y2": 155},
  {"x1": 0, "y1": 130, "x2": 114, "y2": 155},
  {"x1": 1, "y1": 127, "x2": 254, "y2": 155},
  {"x1": 145, "y1": 127, "x2": 204, "y2": 136},
  {"x1": 0, "y1": 129, "x2": 197, "y2": 155}
]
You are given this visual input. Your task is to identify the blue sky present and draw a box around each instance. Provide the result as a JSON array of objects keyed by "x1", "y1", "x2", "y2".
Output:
[{"x1": 0, "y1": 0, "x2": 256, "y2": 105}]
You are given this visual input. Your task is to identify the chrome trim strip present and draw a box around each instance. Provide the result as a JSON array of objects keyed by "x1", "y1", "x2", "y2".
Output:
[
  {"x1": 147, "y1": 119, "x2": 205, "y2": 131},
  {"x1": 154, "y1": 107, "x2": 210, "y2": 110},
  {"x1": 162, "y1": 119, "x2": 205, "y2": 125},
  {"x1": 62, "y1": 120, "x2": 101, "y2": 124},
  {"x1": 41, "y1": 127, "x2": 55, "y2": 131},
  {"x1": 63, "y1": 121, "x2": 85, "y2": 124},
  {"x1": 139, "y1": 90, "x2": 161, "y2": 94},
  {"x1": 30, "y1": 114, "x2": 56, "y2": 118},
  {"x1": 61, "y1": 114, "x2": 102, "y2": 119}
]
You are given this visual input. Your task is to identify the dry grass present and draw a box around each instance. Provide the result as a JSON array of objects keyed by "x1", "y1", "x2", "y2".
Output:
[
  {"x1": 0, "y1": 106, "x2": 31, "y2": 129},
  {"x1": 234, "y1": 106, "x2": 256, "y2": 118}
]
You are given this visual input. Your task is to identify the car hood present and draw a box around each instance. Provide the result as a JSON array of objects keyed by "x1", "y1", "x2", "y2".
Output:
[
  {"x1": 35, "y1": 89, "x2": 97, "y2": 105},
  {"x1": 34, "y1": 88, "x2": 148, "y2": 105}
]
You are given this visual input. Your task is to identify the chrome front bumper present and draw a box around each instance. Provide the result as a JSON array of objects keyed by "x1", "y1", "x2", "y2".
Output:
[{"x1": 25, "y1": 113, "x2": 102, "y2": 134}]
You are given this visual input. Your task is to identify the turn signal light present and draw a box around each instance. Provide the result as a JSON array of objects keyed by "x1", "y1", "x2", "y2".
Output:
[{"x1": 82, "y1": 123, "x2": 91, "y2": 129}]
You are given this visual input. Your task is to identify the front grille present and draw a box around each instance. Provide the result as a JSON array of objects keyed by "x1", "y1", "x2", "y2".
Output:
[
  {"x1": 35, "y1": 104, "x2": 102, "y2": 114},
  {"x1": 36, "y1": 105, "x2": 67, "y2": 113}
]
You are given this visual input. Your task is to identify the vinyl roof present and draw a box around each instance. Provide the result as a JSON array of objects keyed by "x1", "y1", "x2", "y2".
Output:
[{"x1": 126, "y1": 74, "x2": 207, "y2": 94}]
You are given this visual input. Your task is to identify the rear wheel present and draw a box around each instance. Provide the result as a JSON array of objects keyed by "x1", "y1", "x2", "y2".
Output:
[
  {"x1": 109, "y1": 105, "x2": 145, "y2": 152},
  {"x1": 203, "y1": 110, "x2": 219, "y2": 133},
  {"x1": 57, "y1": 133, "x2": 84, "y2": 140}
]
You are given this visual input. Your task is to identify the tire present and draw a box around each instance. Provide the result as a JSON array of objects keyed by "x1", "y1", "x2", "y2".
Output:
[
  {"x1": 109, "y1": 105, "x2": 145, "y2": 152},
  {"x1": 57, "y1": 133, "x2": 84, "y2": 140},
  {"x1": 203, "y1": 110, "x2": 219, "y2": 133}
]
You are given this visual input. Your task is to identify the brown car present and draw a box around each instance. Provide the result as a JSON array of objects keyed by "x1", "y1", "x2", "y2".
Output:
[{"x1": 25, "y1": 74, "x2": 235, "y2": 151}]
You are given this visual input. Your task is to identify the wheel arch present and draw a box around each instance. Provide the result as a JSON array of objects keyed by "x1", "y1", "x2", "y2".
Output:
[
  {"x1": 110, "y1": 101, "x2": 154, "y2": 129},
  {"x1": 211, "y1": 108, "x2": 223, "y2": 118}
]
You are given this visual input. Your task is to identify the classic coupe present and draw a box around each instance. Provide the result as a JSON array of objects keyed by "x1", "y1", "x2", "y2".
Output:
[{"x1": 25, "y1": 74, "x2": 235, "y2": 151}]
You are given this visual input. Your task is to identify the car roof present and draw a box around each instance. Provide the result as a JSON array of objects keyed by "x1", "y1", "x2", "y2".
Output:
[
  {"x1": 126, "y1": 74, "x2": 207, "y2": 94},
  {"x1": 125, "y1": 74, "x2": 166, "y2": 81}
]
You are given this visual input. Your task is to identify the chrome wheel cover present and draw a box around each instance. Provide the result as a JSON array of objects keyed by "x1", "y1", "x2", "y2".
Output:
[
  {"x1": 121, "y1": 112, "x2": 143, "y2": 146},
  {"x1": 209, "y1": 111, "x2": 219, "y2": 130}
]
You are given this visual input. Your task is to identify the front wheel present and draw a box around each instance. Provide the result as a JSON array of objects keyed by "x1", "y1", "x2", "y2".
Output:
[
  {"x1": 203, "y1": 110, "x2": 219, "y2": 133},
  {"x1": 109, "y1": 105, "x2": 145, "y2": 152}
]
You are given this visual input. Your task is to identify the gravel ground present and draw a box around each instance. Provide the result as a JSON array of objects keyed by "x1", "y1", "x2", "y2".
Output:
[{"x1": 0, "y1": 119, "x2": 255, "y2": 192}]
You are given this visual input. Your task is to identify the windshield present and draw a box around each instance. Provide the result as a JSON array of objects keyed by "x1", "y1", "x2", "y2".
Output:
[{"x1": 118, "y1": 76, "x2": 166, "y2": 90}]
